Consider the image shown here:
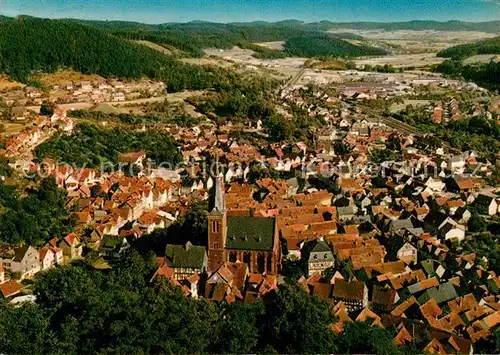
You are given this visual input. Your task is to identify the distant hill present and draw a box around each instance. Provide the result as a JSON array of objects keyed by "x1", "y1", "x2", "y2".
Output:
[
  {"x1": 304, "y1": 20, "x2": 500, "y2": 33},
  {"x1": 52, "y1": 17, "x2": 499, "y2": 59},
  {"x1": 437, "y1": 36, "x2": 500, "y2": 60},
  {"x1": 81, "y1": 21, "x2": 381, "y2": 58},
  {"x1": 0, "y1": 16, "x2": 220, "y2": 91}
]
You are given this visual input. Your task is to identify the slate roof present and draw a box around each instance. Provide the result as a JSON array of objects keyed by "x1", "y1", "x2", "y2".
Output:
[
  {"x1": 226, "y1": 216, "x2": 275, "y2": 251},
  {"x1": 389, "y1": 219, "x2": 414, "y2": 231},
  {"x1": 425, "y1": 281, "x2": 459, "y2": 305},
  {"x1": 165, "y1": 242, "x2": 207, "y2": 269},
  {"x1": 308, "y1": 239, "x2": 334, "y2": 262}
]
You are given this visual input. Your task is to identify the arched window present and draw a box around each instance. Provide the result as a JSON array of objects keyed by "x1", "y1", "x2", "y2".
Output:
[{"x1": 211, "y1": 220, "x2": 220, "y2": 233}]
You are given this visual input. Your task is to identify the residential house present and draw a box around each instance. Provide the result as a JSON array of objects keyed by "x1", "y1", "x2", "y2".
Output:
[
  {"x1": 0, "y1": 280, "x2": 24, "y2": 298},
  {"x1": 39, "y1": 247, "x2": 56, "y2": 270},
  {"x1": 304, "y1": 238, "x2": 334, "y2": 277},
  {"x1": 397, "y1": 242, "x2": 418, "y2": 264},
  {"x1": 438, "y1": 221, "x2": 466, "y2": 242},
  {"x1": 165, "y1": 242, "x2": 208, "y2": 281},
  {"x1": 59, "y1": 233, "x2": 83, "y2": 261},
  {"x1": 332, "y1": 279, "x2": 368, "y2": 312},
  {"x1": 99, "y1": 236, "x2": 130, "y2": 259},
  {"x1": 371, "y1": 285, "x2": 399, "y2": 312},
  {"x1": 473, "y1": 194, "x2": 499, "y2": 216},
  {"x1": 0, "y1": 244, "x2": 40, "y2": 279}
]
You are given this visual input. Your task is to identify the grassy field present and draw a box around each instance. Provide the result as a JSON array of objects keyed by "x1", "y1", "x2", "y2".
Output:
[
  {"x1": 0, "y1": 75, "x2": 23, "y2": 91},
  {"x1": 463, "y1": 54, "x2": 500, "y2": 65}
]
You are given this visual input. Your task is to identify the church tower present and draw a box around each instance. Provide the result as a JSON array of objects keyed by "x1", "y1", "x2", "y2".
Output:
[{"x1": 207, "y1": 174, "x2": 226, "y2": 272}]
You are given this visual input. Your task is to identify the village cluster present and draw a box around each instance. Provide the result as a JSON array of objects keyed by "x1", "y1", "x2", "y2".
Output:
[
  {"x1": 0, "y1": 70, "x2": 500, "y2": 353},
  {"x1": 2, "y1": 78, "x2": 167, "y2": 122}
]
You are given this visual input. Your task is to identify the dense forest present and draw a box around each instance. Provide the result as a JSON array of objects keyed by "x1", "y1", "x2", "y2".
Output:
[
  {"x1": 0, "y1": 16, "x2": 228, "y2": 91},
  {"x1": 437, "y1": 36, "x2": 500, "y2": 60},
  {"x1": 109, "y1": 23, "x2": 384, "y2": 59},
  {"x1": 435, "y1": 60, "x2": 500, "y2": 90},
  {"x1": 35, "y1": 123, "x2": 181, "y2": 170},
  {"x1": 0, "y1": 250, "x2": 419, "y2": 354},
  {"x1": 0, "y1": 178, "x2": 75, "y2": 246},
  {"x1": 283, "y1": 34, "x2": 387, "y2": 58}
]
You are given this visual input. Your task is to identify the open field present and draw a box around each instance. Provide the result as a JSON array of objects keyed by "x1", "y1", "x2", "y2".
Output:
[
  {"x1": 134, "y1": 40, "x2": 173, "y2": 55},
  {"x1": 33, "y1": 70, "x2": 105, "y2": 87},
  {"x1": 463, "y1": 54, "x2": 500, "y2": 65},
  {"x1": 329, "y1": 29, "x2": 497, "y2": 53},
  {"x1": 254, "y1": 41, "x2": 285, "y2": 50},
  {"x1": 354, "y1": 53, "x2": 445, "y2": 68},
  {"x1": 203, "y1": 46, "x2": 305, "y2": 79},
  {"x1": 0, "y1": 75, "x2": 23, "y2": 91},
  {"x1": 390, "y1": 99, "x2": 431, "y2": 113}
]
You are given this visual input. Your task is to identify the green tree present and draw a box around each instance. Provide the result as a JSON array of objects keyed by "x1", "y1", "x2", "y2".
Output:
[
  {"x1": 213, "y1": 302, "x2": 264, "y2": 353},
  {"x1": 468, "y1": 212, "x2": 488, "y2": 233},
  {"x1": 337, "y1": 321, "x2": 400, "y2": 355},
  {"x1": 259, "y1": 284, "x2": 337, "y2": 353}
]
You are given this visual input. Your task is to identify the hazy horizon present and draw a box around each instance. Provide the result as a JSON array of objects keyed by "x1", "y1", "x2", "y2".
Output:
[{"x1": 1, "y1": 0, "x2": 500, "y2": 24}]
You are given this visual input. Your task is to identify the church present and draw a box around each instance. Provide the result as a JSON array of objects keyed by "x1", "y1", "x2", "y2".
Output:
[{"x1": 207, "y1": 176, "x2": 280, "y2": 274}]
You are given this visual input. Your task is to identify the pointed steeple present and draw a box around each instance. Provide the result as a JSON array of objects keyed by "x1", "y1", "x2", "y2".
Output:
[
  {"x1": 211, "y1": 154, "x2": 225, "y2": 213},
  {"x1": 212, "y1": 173, "x2": 225, "y2": 213}
]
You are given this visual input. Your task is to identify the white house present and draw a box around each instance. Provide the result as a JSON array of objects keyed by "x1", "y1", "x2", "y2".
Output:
[{"x1": 397, "y1": 242, "x2": 418, "y2": 264}]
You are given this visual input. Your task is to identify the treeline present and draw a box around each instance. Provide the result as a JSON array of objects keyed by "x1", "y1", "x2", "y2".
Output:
[
  {"x1": 437, "y1": 36, "x2": 500, "y2": 60},
  {"x1": 35, "y1": 123, "x2": 181, "y2": 169},
  {"x1": 0, "y1": 16, "x2": 232, "y2": 92},
  {"x1": 435, "y1": 60, "x2": 500, "y2": 90},
  {"x1": 0, "y1": 178, "x2": 75, "y2": 245},
  {"x1": 0, "y1": 250, "x2": 413, "y2": 354}
]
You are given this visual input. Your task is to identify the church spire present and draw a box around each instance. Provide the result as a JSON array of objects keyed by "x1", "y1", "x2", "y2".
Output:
[
  {"x1": 212, "y1": 154, "x2": 225, "y2": 213},
  {"x1": 213, "y1": 173, "x2": 225, "y2": 213}
]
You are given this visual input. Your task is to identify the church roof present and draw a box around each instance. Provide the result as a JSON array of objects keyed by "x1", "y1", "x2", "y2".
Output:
[{"x1": 226, "y1": 216, "x2": 275, "y2": 251}]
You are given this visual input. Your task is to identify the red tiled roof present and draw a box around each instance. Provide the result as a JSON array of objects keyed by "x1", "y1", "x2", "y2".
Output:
[{"x1": 0, "y1": 280, "x2": 23, "y2": 298}]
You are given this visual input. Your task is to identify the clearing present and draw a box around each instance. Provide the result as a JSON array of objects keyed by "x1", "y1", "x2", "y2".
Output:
[
  {"x1": 253, "y1": 41, "x2": 285, "y2": 50},
  {"x1": 134, "y1": 40, "x2": 173, "y2": 55}
]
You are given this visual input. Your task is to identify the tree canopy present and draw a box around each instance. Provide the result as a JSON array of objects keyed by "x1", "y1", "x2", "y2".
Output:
[
  {"x1": 0, "y1": 251, "x2": 409, "y2": 354},
  {"x1": 437, "y1": 36, "x2": 500, "y2": 60},
  {"x1": 35, "y1": 123, "x2": 181, "y2": 170},
  {"x1": 0, "y1": 177, "x2": 75, "y2": 245}
]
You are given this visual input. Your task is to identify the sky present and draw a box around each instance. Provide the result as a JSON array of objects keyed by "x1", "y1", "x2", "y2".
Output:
[{"x1": 1, "y1": 0, "x2": 499, "y2": 23}]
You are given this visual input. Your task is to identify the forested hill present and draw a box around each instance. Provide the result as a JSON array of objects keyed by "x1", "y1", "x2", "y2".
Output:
[
  {"x1": 308, "y1": 20, "x2": 500, "y2": 33},
  {"x1": 0, "y1": 16, "x2": 221, "y2": 91},
  {"x1": 71, "y1": 18, "x2": 500, "y2": 34},
  {"x1": 284, "y1": 35, "x2": 386, "y2": 57},
  {"x1": 83, "y1": 21, "x2": 385, "y2": 59},
  {"x1": 437, "y1": 36, "x2": 500, "y2": 60}
]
